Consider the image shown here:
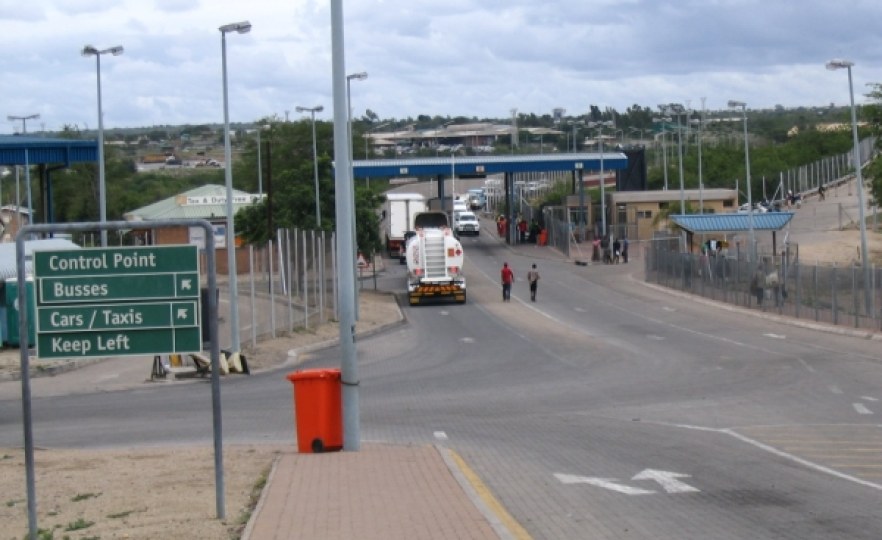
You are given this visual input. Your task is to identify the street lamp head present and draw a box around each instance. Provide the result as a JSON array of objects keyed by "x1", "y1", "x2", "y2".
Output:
[
  {"x1": 727, "y1": 100, "x2": 746, "y2": 109},
  {"x1": 220, "y1": 21, "x2": 252, "y2": 34},
  {"x1": 295, "y1": 105, "x2": 323, "y2": 114},
  {"x1": 826, "y1": 59, "x2": 854, "y2": 71},
  {"x1": 82, "y1": 45, "x2": 124, "y2": 57},
  {"x1": 347, "y1": 72, "x2": 368, "y2": 81}
]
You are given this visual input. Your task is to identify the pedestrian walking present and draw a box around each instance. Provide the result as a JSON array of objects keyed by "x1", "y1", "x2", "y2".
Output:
[
  {"x1": 527, "y1": 263, "x2": 540, "y2": 301},
  {"x1": 501, "y1": 262, "x2": 514, "y2": 301}
]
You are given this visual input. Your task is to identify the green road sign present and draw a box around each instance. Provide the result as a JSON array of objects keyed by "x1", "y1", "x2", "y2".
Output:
[
  {"x1": 34, "y1": 245, "x2": 198, "y2": 277},
  {"x1": 33, "y1": 245, "x2": 203, "y2": 359},
  {"x1": 38, "y1": 273, "x2": 199, "y2": 304},
  {"x1": 37, "y1": 301, "x2": 198, "y2": 332},
  {"x1": 36, "y1": 327, "x2": 202, "y2": 359}
]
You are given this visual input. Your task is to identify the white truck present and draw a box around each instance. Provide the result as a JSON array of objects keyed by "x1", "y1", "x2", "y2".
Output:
[
  {"x1": 404, "y1": 211, "x2": 466, "y2": 305},
  {"x1": 384, "y1": 193, "x2": 427, "y2": 258}
]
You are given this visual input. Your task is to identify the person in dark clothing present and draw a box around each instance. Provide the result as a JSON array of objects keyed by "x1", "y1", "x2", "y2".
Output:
[
  {"x1": 529, "y1": 220, "x2": 541, "y2": 243},
  {"x1": 612, "y1": 238, "x2": 621, "y2": 264}
]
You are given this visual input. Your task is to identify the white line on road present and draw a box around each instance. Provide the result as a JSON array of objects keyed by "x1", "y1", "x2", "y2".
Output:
[
  {"x1": 853, "y1": 403, "x2": 874, "y2": 415},
  {"x1": 861, "y1": 396, "x2": 879, "y2": 402},
  {"x1": 434, "y1": 431, "x2": 449, "y2": 440},
  {"x1": 668, "y1": 422, "x2": 882, "y2": 492},
  {"x1": 554, "y1": 473, "x2": 655, "y2": 495}
]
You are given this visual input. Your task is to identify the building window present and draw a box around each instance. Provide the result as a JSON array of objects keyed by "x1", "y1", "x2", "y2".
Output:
[
  {"x1": 637, "y1": 210, "x2": 653, "y2": 219},
  {"x1": 723, "y1": 200, "x2": 734, "y2": 207}
]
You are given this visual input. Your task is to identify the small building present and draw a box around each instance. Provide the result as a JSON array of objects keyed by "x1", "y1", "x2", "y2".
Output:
[
  {"x1": 123, "y1": 184, "x2": 264, "y2": 274},
  {"x1": 608, "y1": 188, "x2": 738, "y2": 240}
]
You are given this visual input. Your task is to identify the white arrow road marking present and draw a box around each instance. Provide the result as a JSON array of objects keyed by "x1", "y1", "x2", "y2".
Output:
[
  {"x1": 632, "y1": 469, "x2": 700, "y2": 493},
  {"x1": 861, "y1": 396, "x2": 879, "y2": 402},
  {"x1": 433, "y1": 431, "x2": 448, "y2": 440},
  {"x1": 554, "y1": 473, "x2": 655, "y2": 495},
  {"x1": 853, "y1": 403, "x2": 873, "y2": 415}
]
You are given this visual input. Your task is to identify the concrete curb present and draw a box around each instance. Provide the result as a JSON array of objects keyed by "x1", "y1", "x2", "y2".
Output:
[{"x1": 281, "y1": 292, "x2": 407, "y2": 370}]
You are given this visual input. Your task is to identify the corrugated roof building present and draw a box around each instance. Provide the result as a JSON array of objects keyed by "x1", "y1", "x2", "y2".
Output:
[{"x1": 124, "y1": 184, "x2": 263, "y2": 275}]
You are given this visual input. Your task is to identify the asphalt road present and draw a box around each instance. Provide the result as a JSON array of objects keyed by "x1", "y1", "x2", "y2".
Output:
[{"x1": 2, "y1": 225, "x2": 882, "y2": 539}]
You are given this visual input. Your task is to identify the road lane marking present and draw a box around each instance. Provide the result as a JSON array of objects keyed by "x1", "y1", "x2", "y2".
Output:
[
  {"x1": 669, "y1": 422, "x2": 882, "y2": 492},
  {"x1": 763, "y1": 333, "x2": 786, "y2": 339},
  {"x1": 861, "y1": 396, "x2": 878, "y2": 402},
  {"x1": 442, "y1": 447, "x2": 532, "y2": 540},
  {"x1": 433, "y1": 431, "x2": 448, "y2": 440},
  {"x1": 632, "y1": 469, "x2": 700, "y2": 493},
  {"x1": 853, "y1": 403, "x2": 873, "y2": 415},
  {"x1": 555, "y1": 473, "x2": 655, "y2": 495},
  {"x1": 829, "y1": 385, "x2": 843, "y2": 394}
]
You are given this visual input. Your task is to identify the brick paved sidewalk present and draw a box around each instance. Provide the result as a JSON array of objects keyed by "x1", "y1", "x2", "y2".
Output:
[{"x1": 242, "y1": 443, "x2": 508, "y2": 540}]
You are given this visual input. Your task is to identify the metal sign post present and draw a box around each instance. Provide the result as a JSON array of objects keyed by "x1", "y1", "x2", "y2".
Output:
[{"x1": 16, "y1": 219, "x2": 222, "y2": 540}]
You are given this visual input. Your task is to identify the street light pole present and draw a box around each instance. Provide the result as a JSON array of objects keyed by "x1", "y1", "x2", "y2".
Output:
[
  {"x1": 346, "y1": 72, "x2": 368, "y2": 185},
  {"x1": 588, "y1": 120, "x2": 614, "y2": 239},
  {"x1": 653, "y1": 117, "x2": 670, "y2": 190},
  {"x1": 662, "y1": 104, "x2": 687, "y2": 216},
  {"x1": 219, "y1": 20, "x2": 251, "y2": 354},
  {"x1": 827, "y1": 59, "x2": 872, "y2": 313},
  {"x1": 296, "y1": 105, "x2": 324, "y2": 228},
  {"x1": 729, "y1": 100, "x2": 755, "y2": 264},
  {"x1": 7, "y1": 114, "x2": 39, "y2": 135},
  {"x1": 6, "y1": 114, "x2": 39, "y2": 224},
  {"x1": 82, "y1": 45, "x2": 123, "y2": 247}
]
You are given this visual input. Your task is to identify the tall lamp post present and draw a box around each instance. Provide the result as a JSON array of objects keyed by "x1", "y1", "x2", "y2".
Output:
[
  {"x1": 296, "y1": 105, "x2": 324, "y2": 227},
  {"x1": 588, "y1": 120, "x2": 614, "y2": 239},
  {"x1": 728, "y1": 100, "x2": 756, "y2": 264},
  {"x1": 7, "y1": 114, "x2": 39, "y2": 134},
  {"x1": 827, "y1": 59, "x2": 871, "y2": 313},
  {"x1": 346, "y1": 72, "x2": 367, "y2": 317},
  {"x1": 219, "y1": 20, "x2": 251, "y2": 354},
  {"x1": 568, "y1": 120, "x2": 584, "y2": 152},
  {"x1": 6, "y1": 114, "x2": 39, "y2": 225},
  {"x1": 82, "y1": 45, "x2": 123, "y2": 247},
  {"x1": 661, "y1": 103, "x2": 687, "y2": 215},
  {"x1": 652, "y1": 117, "x2": 670, "y2": 190}
]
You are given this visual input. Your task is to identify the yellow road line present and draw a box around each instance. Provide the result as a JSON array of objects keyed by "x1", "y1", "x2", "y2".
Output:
[{"x1": 447, "y1": 448, "x2": 533, "y2": 540}]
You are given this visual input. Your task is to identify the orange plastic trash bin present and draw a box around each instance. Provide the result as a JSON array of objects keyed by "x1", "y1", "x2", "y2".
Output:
[
  {"x1": 538, "y1": 229, "x2": 548, "y2": 246},
  {"x1": 285, "y1": 368, "x2": 343, "y2": 453}
]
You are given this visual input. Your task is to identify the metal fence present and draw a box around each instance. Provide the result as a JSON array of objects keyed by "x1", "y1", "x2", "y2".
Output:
[
  {"x1": 644, "y1": 242, "x2": 882, "y2": 331},
  {"x1": 213, "y1": 227, "x2": 341, "y2": 350}
]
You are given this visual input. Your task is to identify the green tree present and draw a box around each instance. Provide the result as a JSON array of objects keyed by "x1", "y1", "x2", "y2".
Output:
[{"x1": 864, "y1": 83, "x2": 882, "y2": 206}]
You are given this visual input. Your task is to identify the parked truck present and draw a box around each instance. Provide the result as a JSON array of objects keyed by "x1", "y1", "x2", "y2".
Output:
[
  {"x1": 404, "y1": 211, "x2": 466, "y2": 305},
  {"x1": 384, "y1": 193, "x2": 426, "y2": 258}
]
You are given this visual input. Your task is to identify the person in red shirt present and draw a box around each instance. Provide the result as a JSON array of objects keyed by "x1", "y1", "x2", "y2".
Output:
[{"x1": 501, "y1": 262, "x2": 514, "y2": 301}]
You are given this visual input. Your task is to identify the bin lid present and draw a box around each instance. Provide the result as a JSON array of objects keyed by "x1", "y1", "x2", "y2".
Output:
[{"x1": 286, "y1": 368, "x2": 341, "y2": 383}]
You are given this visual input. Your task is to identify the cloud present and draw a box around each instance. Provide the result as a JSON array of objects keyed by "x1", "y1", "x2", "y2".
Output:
[{"x1": 2, "y1": 0, "x2": 881, "y2": 131}]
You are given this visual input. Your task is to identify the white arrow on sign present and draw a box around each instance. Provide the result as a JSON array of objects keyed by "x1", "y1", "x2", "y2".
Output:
[
  {"x1": 554, "y1": 473, "x2": 655, "y2": 495},
  {"x1": 176, "y1": 308, "x2": 190, "y2": 319},
  {"x1": 632, "y1": 469, "x2": 700, "y2": 493}
]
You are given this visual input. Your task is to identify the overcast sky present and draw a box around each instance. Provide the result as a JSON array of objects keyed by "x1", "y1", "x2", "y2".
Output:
[{"x1": 3, "y1": 0, "x2": 882, "y2": 133}]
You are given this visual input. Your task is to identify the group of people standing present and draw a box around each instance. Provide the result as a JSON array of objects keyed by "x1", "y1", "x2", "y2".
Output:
[
  {"x1": 496, "y1": 215, "x2": 542, "y2": 244},
  {"x1": 500, "y1": 262, "x2": 540, "y2": 302},
  {"x1": 592, "y1": 236, "x2": 629, "y2": 264}
]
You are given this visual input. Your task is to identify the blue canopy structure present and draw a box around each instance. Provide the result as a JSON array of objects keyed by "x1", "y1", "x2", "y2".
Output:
[
  {"x1": 670, "y1": 212, "x2": 795, "y2": 233},
  {"x1": 351, "y1": 152, "x2": 628, "y2": 178},
  {"x1": 0, "y1": 135, "x2": 97, "y2": 166}
]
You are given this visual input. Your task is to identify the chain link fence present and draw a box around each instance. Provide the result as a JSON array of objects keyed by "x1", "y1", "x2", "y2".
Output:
[{"x1": 644, "y1": 241, "x2": 881, "y2": 331}]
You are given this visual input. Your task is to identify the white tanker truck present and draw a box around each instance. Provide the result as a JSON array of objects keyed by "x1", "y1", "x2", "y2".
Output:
[{"x1": 404, "y1": 211, "x2": 466, "y2": 305}]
